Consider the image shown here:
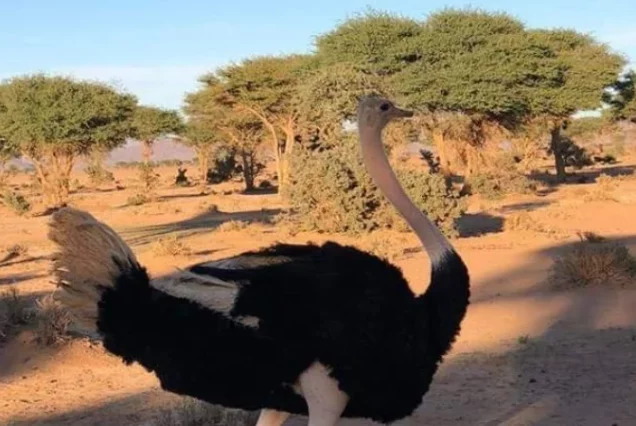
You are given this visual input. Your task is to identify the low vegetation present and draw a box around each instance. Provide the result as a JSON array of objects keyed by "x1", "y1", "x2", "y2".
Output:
[
  {"x1": 547, "y1": 234, "x2": 636, "y2": 289},
  {"x1": 34, "y1": 294, "x2": 71, "y2": 346},
  {"x1": 154, "y1": 398, "x2": 257, "y2": 426},
  {"x1": 285, "y1": 139, "x2": 466, "y2": 237},
  {"x1": 1, "y1": 189, "x2": 31, "y2": 215},
  {"x1": 151, "y1": 235, "x2": 193, "y2": 257},
  {"x1": 0, "y1": 287, "x2": 34, "y2": 342}
]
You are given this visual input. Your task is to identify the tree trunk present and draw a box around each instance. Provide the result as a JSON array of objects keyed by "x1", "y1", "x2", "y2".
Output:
[
  {"x1": 279, "y1": 118, "x2": 296, "y2": 193},
  {"x1": 195, "y1": 147, "x2": 210, "y2": 194},
  {"x1": 240, "y1": 150, "x2": 255, "y2": 191},
  {"x1": 432, "y1": 129, "x2": 452, "y2": 176},
  {"x1": 30, "y1": 152, "x2": 74, "y2": 208},
  {"x1": 141, "y1": 140, "x2": 153, "y2": 164},
  {"x1": 550, "y1": 126, "x2": 567, "y2": 183}
]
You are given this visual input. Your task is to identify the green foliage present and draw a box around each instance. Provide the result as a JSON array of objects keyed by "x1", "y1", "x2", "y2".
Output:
[
  {"x1": 467, "y1": 156, "x2": 537, "y2": 200},
  {"x1": 296, "y1": 63, "x2": 389, "y2": 143},
  {"x1": 604, "y1": 70, "x2": 636, "y2": 122},
  {"x1": 207, "y1": 147, "x2": 238, "y2": 184},
  {"x1": 284, "y1": 136, "x2": 465, "y2": 236},
  {"x1": 132, "y1": 105, "x2": 184, "y2": 142},
  {"x1": 554, "y1": 136, "x2": 593, "y2": 169},
  {"x1": 525, "y1": 29, "x2": 626, "y2": 118},
  {"x1": 315, "y1": 9, "x2": 422, "y2": 76},
  {"x1": 1, "y1": 190, "x2": 31, "y2": 215},
  {"x1": 0, "y1": 74, "x2": 136, "y2": 156}
]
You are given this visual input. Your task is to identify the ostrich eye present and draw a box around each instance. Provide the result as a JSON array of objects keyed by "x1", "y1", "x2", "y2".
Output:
[{"x1": 380, "y1": 103, "x2": 390, "y2": 111}]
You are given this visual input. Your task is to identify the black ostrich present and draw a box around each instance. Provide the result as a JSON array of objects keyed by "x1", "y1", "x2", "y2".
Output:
[{"x1": 48, "y1": 96, "x2": 470, "y2": 426}]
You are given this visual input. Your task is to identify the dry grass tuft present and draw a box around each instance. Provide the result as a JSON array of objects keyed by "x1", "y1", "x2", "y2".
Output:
[
  {"x1": 547, "y1": 234, "x2": 636, "y2": 290},
  {"x1": 504, "y1": 212, "x2": 561, "y2": 237},
  {"x1": 34, "y1": 294, "x2": 71, "y2": 346},
  {"x1": 0, "y1": 287, "x2": 35, "y2": 342},
  {"x1": 583, "y1": 174, "x2": 619, "y2": 202},
  {"x1": 1, "y1": 243, "x2": 29, "y2": 263},
  {"x1": 216, "y1": 220, "x2": 248, "y2": 233},
  {"x1": 151, "y1": 235, "x2": 193, "y2": 257},
  {"x1": 154, "y1": 398, "x2": 257, "y2": 426}
]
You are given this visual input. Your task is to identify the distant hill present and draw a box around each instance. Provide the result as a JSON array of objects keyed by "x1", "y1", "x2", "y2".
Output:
[{"x1": 5, "y1": 138, "x2": 196, "y2": 170}]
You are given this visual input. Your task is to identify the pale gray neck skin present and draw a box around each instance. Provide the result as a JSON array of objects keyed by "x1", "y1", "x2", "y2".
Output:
[{"x1": 359, "y1": 125, "x2": 452, "y2": 266}]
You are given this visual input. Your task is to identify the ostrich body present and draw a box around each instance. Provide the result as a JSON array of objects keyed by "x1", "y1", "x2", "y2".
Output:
[{"x1": 49, "y1": 96, "x2": 470, "y2": 426}]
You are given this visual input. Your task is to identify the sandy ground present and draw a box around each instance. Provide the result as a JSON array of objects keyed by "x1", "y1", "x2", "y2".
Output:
[{"x1": 1, "y1": 163, "x2": 636, "y2": 425}]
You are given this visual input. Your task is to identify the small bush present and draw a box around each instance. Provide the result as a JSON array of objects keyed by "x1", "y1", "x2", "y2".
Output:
[
  {"x1": 1, "y1": 189, "x2": 31, "y2": 215},
  {"x1": 216, "y1": 220, "x2": 248, "y2": 233},
  {"x1": 584, "y1": 174, "x2": 618, "y2": 202},
  {"x1": 547, "y1": 237, "x2": 636, "y2": 289},
  {"x1": 138, "y1": 163, "x2": 160, "y2": 193},
  {"x1": 0, "y1": 287, "x2": 34, "y2": 342},
  {"x1": 4, "y1": 243, "x2": 28, "y2": 258},
  {"x1": 86, "y1": 164, "x2": 115, "y2": 187},
  {"x1": 285, "y1": 138, "x2": 465, "y2": 237},
  {"x1": 207, "y1": 148, "x2": 238, "y2": 184},
  {"x1": 467, "y1": 155, "x2": 537, "y2": 201},
  {"x1": 34, "y1": 294, "x2": 70, "y2": 346},
  {"x1": 127, "y1": 193, "x2": 150, "y2": 206},
  {"x1": 151, "y1": 235, "x2": 192, "y2": 257},
  {"x1": 154, "y1": 398, "x2": 257, "y2": 426}
]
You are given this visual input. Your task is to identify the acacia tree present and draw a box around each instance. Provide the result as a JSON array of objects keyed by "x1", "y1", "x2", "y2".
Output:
[
  {"x1": 183, "y1": 118, "x2": 224, "y2": 193},
  {"x1": 198, "y1": 54, "x2": 314, "y2": 191},
  {"x1": 132, "y1": 105, "x2": 184, "y2": 164},
  {"x1": 524, "y1": 30, "x2": 625, "y2": 181},
  {"x1": 0, "y1": 137, "x2": 17, "y2": 187},
  {"x1": 0, "y1": 75, "x2": 136, "y2": 207},
  {"x1": 185, "y1": 81, "x2": 264, "y2": 192},
  {"x1": 392, "y1": 10, "x2": 544, "y2": 175},
  {"x1": 605, "y1": 70, "x2": 636, "y2": 123}
]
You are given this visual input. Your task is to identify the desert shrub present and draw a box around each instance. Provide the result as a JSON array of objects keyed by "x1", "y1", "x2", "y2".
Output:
[
  {"x1": 216, "y1": 220, "x2": 248, "y2": 233},
  {"x1": 151, "y1": 235, "x2": 192, "y2": 257},
  {"x1": 3, "y1": 243, "x2": 28, "y2": 259},
  {"x1": 207, "y1": 148, "x2": 238, "y2": 184},
  {"x1": 155, "y1": 398, "x2": 257, "y2": 426},
  {"x1": 0, "y1": 287, "x2": 35, "y2": 342},
  {"x1": 466, "y1": 154, "x2": 537, "y2": 200},
  {"x1": 558, "y1": 136, "x2": 593, "y2": 170},
  {"x1": 1, "y1": 189, "x2": 31, "y2": 215},
  {"x1": 34, "y1": 294, "x2": 71, "y2": 346},
  {"x1": 547, "y1": 236, "x2": 636, "y2": 289},
  {"x1": 127, "y1": 193, "x2": 150, "y2": 206},
  {"x1": 468, "y1": 171, "x2": 536, "y2": 200},
  {"x1": 584, "y1": 173, "x2": 619, "y2": 202},
  {"x1": 284, "y1": 137, "x2": 465, "y2": 237},
  {"x1": 138, "y1": 163, "x2": 160, "y2": 193},
  {"x1": 85, "y1": 163, "x2": 115, "y2": 186}
]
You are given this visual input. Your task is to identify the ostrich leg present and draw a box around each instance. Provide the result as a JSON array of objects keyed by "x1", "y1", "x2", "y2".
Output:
[
  {"x1": 300, "y1": 363, "x2": 348, "y2": 426},
  {"x1": 256, "y1": 409, "x2": 291, "y2": 426}
]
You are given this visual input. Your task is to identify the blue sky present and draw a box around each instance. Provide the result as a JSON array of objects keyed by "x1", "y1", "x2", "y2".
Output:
[{"x1": 2, "y1": 0, "x2": 635, "y2": 110}]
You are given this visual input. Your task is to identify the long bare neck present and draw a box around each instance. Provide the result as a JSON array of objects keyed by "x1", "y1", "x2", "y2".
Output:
[{"x1": 359, "y1": 126, "x2": 452, "y2": 266}]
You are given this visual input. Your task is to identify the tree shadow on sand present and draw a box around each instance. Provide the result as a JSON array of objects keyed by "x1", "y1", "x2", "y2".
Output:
[{"x1": 118, "y1": 208, "x2": 282, "y2": 248}]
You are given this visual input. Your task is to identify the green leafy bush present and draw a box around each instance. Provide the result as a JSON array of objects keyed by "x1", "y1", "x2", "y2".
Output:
[
  {"x1": 86, "y1": 164, "x2": 115, "y2": 186},
  {"x1": 284, "y1": 137, "x2": 465, "y2": 237},
  {"x1": 467, "y1": 155, "x2": 537, "y2": 200},
  {"x1": 1, "y1": 190, "x2": 31, "y2": 215}
]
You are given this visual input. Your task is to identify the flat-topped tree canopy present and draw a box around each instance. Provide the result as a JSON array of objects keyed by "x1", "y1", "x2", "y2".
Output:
[
  {"x1": 314, "y1": 9, "x2": 422, "y2": 76},
  {"x1": 0, "y1": 74, "x2": 137, "y2": 157}
]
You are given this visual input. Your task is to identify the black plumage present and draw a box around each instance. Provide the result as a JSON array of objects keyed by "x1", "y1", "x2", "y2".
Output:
[{"x1": 93, "y1": 242, "x2": 468, "y2": 423}]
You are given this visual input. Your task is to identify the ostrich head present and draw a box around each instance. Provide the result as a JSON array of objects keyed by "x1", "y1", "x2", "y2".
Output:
[{"x1": 357, "y1": 95, "x2": 413, "y2": 132}]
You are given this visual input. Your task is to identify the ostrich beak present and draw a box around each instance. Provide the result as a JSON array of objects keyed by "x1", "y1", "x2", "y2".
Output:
[{"x1": 392, "y1": 107, "x2": 414, "y2": 119}]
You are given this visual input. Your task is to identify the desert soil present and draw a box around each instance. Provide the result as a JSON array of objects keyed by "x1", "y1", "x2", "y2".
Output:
[{"x1": 1, "y1": 163, "x2": 636, "y2": 426}]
